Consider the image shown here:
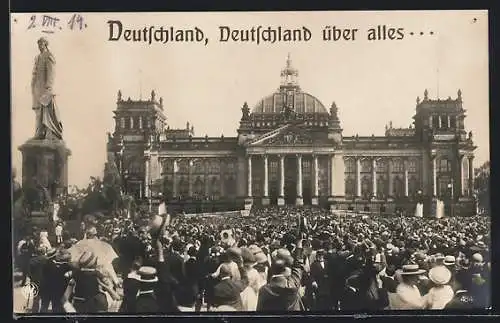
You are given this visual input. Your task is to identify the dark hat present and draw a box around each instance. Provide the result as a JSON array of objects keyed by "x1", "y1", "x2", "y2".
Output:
[
  {"x1": 218, "y1": 263, "x2": 233, "y2": 278},
  {"x1": 54, "y1": 249, "x2": 72, "y2": 263},
  {"x1": 254, "y1": 252, "x2": 268, "y2": 264},
  {"x1": 213, "y1": 276, "x2": 241, "y2": 309},
  {"x1": 226, "y1": 247, "x2": 242, "y2": 259},
  {"x1": 240, "y1": 248, "x2": 256, "y2": 266},
  {"x1": 78, "y1": 251, "x2": 98, "y2": 269},
  {"x1": 137, "y1": 266, "x2": 159, "y2": 283}
]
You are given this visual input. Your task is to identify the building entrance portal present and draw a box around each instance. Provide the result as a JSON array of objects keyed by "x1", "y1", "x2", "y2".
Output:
[{"x1": 284, "y1": 156, "x2": 297, "y2": 205}]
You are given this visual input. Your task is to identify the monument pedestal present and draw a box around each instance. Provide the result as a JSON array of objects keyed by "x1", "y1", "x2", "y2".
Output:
[
  {"x1": 18, "y1": 139, "x2": 71, "y2": 202},
  {"x1": 261, "y1": 197, "x2": 270, "y2": 206}
]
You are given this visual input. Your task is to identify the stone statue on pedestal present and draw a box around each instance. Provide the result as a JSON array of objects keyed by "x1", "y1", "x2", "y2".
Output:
[
  {"x1": 18, "y1": 37, "x2": 71, "y2": 217},
  {"x1": 31, "y1": 37, "x2": 63, "y2": 140}
]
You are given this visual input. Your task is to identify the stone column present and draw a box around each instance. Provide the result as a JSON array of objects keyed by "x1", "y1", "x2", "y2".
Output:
[
  {"x1": 447, "y1": 115, "x2": 451, "y2": 128},
  {"x1": 278, "y1": 155, "x2": 285, "y2": 206},
  {"x1": 432, "y1": 156, "x2": 437, "y2": 197},
  {"x1": 330, "y1": 154, "x2": 335, "y2": 197},
  {"x1": 438, "y1": 115, "x2": 442, "y2": 128},
  {"x1": 203, "y1": 160, "x2": 208, "y2": 197},
  {"x1": 404, "y1": 159, "x2": 409, "y2": 197},
  {"x1": 312, "y1": 155, "x2": 319, "y2": 205},
  {"x1": 220, "y1": 159, "x2": 225, "y2": 197},
  {"x1": 296, "y1": 154, "x2": 303, "y2": 205},
  {"x1": 139, "y1": 116, "x2": 143, "y2": 129},
  {"x1": 144, "y1": 156, "x2": 150, "y2": 198},
  {"x1": 468, "y1": 156, "x2": 474, "y2": 196},
  {"x1": 356, "y1": 157, "x2": 361, "y2": 198},
  {"x1": 247, "y1": 156, "x2": 252, "y2": 198},
  {"x1": 387, "y1": 159, "x2": 393, "y2": 199},
  {"x1": 459, "y1": 155, "x2": 465, "y2": 196},
  {"x1": 172, "y1": 159, "x2": 178, "y2": 197},
  {"x1": 372, "y1": 158, "x2": 377, "y2": 198},
  {"x1": 130, "y1": 116, "x2": 134, "y2": 129},
  {"x1": 188, "y1": 159, "x2": 193, "y2": 197},
  {"x1": 262, "y1": 155, "x2": 270, "y2": 205}
]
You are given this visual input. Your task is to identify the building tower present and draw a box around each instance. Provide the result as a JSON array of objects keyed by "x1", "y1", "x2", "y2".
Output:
[
  {"x1": 413, "y1": 89, "x2": 476, "y2": 216},
  {"x1": 107, "y1": 90, "x2": 166, "y2": 200}
]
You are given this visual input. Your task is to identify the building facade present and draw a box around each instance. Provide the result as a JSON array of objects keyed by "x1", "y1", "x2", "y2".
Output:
[{"x1": 107, "y1": 55, "x2": 476, "y2": 215}]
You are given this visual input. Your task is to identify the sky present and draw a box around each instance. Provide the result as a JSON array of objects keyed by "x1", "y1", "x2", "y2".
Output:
[{"x1": 11, "y1": 10, "x2": 489, "y2": 188}]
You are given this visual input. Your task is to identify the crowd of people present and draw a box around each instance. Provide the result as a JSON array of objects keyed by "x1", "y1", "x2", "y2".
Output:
[{"x1": 15, "y1": 204, "x2": 491, "y2": 313}]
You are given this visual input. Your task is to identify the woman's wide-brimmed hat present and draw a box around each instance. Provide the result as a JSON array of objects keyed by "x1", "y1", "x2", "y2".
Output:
[
  {"x1": 428, "y1": 266, "x2": 452, "y2": 285},
  {"x1": 78, "y1": 251, "x2": 98, "y2": 270},
  {"x1": 400, "y1": 264, "x2": 426, "y2": 276}
]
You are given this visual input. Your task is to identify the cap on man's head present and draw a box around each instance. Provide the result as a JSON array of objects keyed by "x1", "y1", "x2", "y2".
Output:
[{"x1": 218, "y1": 263, "x2": 233, "y2": 278}]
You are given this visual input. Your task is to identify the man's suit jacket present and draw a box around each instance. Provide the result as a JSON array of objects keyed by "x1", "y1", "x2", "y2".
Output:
[{"x1": 310, "y1": 260, "x2": 330, "y2": 296}]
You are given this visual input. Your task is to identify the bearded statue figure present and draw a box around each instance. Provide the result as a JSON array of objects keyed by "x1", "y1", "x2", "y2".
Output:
[{"x1": 31, "y1": 37, "x2": 63, "y2": 140}]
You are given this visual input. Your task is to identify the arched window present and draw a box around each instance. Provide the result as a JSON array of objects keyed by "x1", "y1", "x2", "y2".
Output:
[
  {"x1": 377, "y1": 176, "x2": 387, "y2": 199},
  {"x1": 393, "y1": 177, "x2": 404, "y2": 197},
  {"x1": 462, "y1": 158, "x2": 470, "y2": 195},
  {"x1": 439, "y1": 158, "x2": 452, "y2": 173},
  {"x1": 178, "y1": 160, "x2": 189, "y2": 174},
  {"x1": 409, "y1": 176, "x2": 419, "y2": 197},
  {"x1": 193, "y1": 176, "x2": 204, "y2": 197},
  {"x1": 161, "y1": 159, "x2": 173, "y2": 174},
  {"x1": 179, "y1": 176, "x2": 189, "y2": 197},
  {"x1": 376, "y1": 159, "x2": 387, "y2": 173},
  {"x1": 361, "y1": 176, "x2": 371, "y2": 198},
  {"x1": 345, "y1": 177, "x2": 355, "y2": 197},
  {"x1": 345, "y1": 158, "x2": 356, "y2": 173},
  {"x1": 211, "y1": 177, "x2": 221, "y2": 198},
  {"x1": 162, "y1": 178, "x2": 173, "y2": 198},
  {"x1": 361, "y1": 159, "x2": 372, "y2": 173},
  {"x1": 209, "y1": 160, "x2": 221, "y2": 174},
  {"x1": 127, "y1": 159, "x2": 143, "y2": 176},
  {"x1": 193, "y1": 160, "x2": 204, "y2": 174}
]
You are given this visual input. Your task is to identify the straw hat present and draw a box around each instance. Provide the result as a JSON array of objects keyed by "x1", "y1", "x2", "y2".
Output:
[
  {"x1": 472, "y1": 253, "x2": 484, "y2": 263},
  {"x1": 46, "y1": 248, "x2": 57, "y2": 259},
  {"x1": 428, "y1": 266, "x2": 452, "y2": 285},
  {"x1": 78, "y1": 251, "x2": 98, "y2": 269},
  {"x1": 400, "y1": 264, "x2": 426, "y2": 276},
  {"x1": 137, "y1": 266, "x2": 159, "y2": 283},
  {"x1": 443, "y1": 255, "x2": 456, "y2": 266},
  {"x1": 254, "y1": 252, "x2": 268, "y2": 264}
]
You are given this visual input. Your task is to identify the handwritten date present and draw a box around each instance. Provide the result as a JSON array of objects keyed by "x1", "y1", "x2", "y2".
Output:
[{"x1": 27, "y1": 14, "x2": 87, "y2": 33}]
